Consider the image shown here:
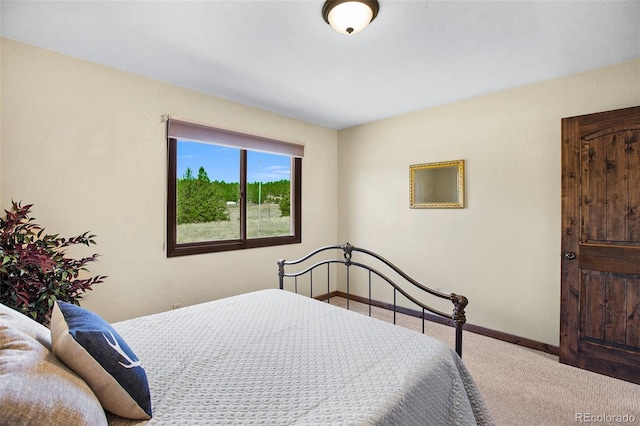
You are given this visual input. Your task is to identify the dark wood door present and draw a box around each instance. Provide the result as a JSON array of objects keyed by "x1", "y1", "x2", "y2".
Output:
[{"x1": 561, "y1": 106, "x2": 640, "y2": 384}]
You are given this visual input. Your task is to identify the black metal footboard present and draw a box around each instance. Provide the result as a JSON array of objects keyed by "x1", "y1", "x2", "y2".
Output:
[{"x1": 277, "y1": 242, "x2": 468, "y2": 358}]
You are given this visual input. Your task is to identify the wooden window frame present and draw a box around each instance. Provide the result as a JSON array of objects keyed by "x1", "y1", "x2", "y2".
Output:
[{"x1": 166, "y1": 120, "x2": 302, "y2": 257}]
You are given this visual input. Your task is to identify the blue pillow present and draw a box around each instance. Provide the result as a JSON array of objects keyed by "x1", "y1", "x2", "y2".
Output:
[{"x1": 50, "y1": 301, "x2": 152, "y2": 420}]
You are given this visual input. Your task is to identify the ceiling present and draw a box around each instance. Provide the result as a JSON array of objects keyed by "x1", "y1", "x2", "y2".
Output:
[{"x1": 2, "y1": 0, "x2": 639, "y2": 130}]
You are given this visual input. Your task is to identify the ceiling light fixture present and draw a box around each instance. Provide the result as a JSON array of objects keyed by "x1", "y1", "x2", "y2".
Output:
[{"x1": 322, "y1": 0, "x2": 379, "y2": 35}]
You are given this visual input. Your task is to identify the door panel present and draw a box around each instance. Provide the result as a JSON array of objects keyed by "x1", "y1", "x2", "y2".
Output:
[
  {"x1": 580, "y1": 244, "x2": 640, "y2": 275},
  {"x1": 561, "y1": 105, "x2": 640, "y2": 384},
  {"x1": 628, "y1": 280, "x2": 640, "y2": 346},
  {"x1": 580, "y1": 270, "x2": 605, "y2": 341}
]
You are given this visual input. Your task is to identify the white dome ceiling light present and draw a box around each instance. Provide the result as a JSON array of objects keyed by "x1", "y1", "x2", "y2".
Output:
[{"x1": 322, "y1": 0, "x2": 380, "y2": 35}]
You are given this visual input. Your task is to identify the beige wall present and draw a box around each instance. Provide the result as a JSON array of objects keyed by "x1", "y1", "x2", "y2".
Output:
[
  {"x1": 3, "y1": 37, "x2": 639, "y2": 347},
  {"x1": 0, "y1": 39, "x2": 3, "y2": 192},
  {"x1": 337, "y1": 59, "x2": 640, "y2": 346},
  {"x1": 0, "y1": 38, "x2": 338, "y2": 322}
]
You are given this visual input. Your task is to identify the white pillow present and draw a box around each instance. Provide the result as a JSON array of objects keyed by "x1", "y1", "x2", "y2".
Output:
[
  {"x1": 0, "y1": 302, "x2": 51, "y2": 348},
  {"x1": 0, "y1": 303, "x2": 108, "y2": 425}
]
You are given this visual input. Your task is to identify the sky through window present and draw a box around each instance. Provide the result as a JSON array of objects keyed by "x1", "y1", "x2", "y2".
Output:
[{"x1": 177, "y1": 140, "x2": 291, "y2": 183}]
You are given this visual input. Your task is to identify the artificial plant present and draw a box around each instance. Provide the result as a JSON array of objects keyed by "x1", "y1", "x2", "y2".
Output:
[{"x1": 0, "y1": 201, "x2": 106, "y2": 326}]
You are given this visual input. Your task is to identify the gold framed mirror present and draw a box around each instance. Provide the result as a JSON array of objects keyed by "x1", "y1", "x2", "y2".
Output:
[{"x1": 410, "y1": 160, "x2": 465, "y2": 208}]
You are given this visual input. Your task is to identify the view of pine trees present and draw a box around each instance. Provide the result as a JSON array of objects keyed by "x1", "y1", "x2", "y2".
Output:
[{"x1": 177, "y1": 167, "x2": 290, "y2": 225}]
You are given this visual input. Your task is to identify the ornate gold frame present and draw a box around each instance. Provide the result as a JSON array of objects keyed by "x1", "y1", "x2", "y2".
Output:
[{"x1": 410, "y1": 160, "x2": 465, "y2": 209}]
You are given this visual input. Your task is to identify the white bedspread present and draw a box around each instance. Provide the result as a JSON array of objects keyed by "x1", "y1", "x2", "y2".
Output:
[{"x1": 107, "y1": 289, "x2": 493, "y2": 425}]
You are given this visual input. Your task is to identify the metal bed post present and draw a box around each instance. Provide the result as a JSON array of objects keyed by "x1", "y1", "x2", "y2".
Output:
[
  {"x1": 451, "y1": 293, "x2": 468, "y2": 358},
  {"x1": 277, "y1": 259, "x2": 285, "y2": 289},
  {"x1": 343, "y1": 243, "x2": 352, "y2": 310},
  {"x1": 326, "y1": 263, "x2": 330, "y2": 303}
]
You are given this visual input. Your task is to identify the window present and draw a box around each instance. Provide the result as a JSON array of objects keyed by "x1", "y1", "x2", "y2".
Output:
[{"x1": 166, "y1": 118, "x2": 303, "y2": 257}]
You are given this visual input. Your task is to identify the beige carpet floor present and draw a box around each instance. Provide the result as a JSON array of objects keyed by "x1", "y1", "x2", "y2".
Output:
[{"x1": 330, "y1": 297, "x2": 640, "y2": 426}]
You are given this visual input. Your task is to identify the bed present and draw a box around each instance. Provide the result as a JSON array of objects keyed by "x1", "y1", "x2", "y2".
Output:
[
  {"x1": 0, "y1": 243, "x2": 493, "y2": 425},
  {"x1": 278, "y1": 242, "x2": 471, "y2": 358}
]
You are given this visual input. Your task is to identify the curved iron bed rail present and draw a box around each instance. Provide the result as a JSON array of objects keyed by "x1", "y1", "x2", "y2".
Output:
[{"x1": 277, "y1": 242, "x2": 468, "y2": 357}]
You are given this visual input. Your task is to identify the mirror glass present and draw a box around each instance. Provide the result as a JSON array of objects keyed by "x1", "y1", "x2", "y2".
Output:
[{"x1": 410, "y1": 160, "x2": 465, "y2": 208}]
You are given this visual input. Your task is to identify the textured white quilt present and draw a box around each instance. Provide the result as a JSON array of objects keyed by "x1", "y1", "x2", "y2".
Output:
[{"x1": 107, "y1": 289, "x2": 493, "y2": 425}]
